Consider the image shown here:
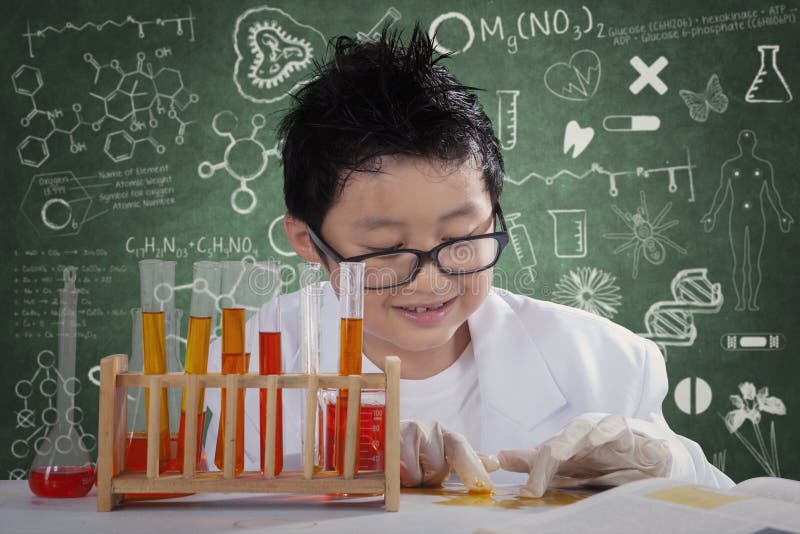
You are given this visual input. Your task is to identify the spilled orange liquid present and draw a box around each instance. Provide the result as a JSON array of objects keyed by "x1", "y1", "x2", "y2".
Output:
[{"x1": 403, "y1": 485, "x2": 589, "y2": 509}]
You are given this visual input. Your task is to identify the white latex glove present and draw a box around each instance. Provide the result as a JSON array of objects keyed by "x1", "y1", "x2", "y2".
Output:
[
  {"x1": 498, "y1": 414, "x2": 672, "y2": 498},
  {"x1": 400, "y1": 421, "x2": 498, "y2": 493}
]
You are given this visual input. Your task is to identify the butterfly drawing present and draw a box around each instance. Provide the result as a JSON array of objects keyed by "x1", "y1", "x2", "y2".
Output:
[{"x1": 679, "y1": 74, "x2": 729, "y2": 122}]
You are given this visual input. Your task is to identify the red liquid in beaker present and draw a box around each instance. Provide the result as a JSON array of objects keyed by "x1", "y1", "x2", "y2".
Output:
[
  {"x1": 28, "y1": 465, "x2": 95, "y2": 498},
  {"x1": 324, "y1": 399, "x2": 385, "y2": 472}
]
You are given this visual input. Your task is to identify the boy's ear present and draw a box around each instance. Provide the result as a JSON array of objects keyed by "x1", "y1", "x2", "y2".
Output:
[{"x1": 283, "y1": 213, "x2": 323, "y2": 264}]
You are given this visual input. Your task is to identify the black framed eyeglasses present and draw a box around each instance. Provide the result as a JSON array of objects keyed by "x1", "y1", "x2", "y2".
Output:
[{"x1": 307, "y1": 205, "x2": 510, "y2": 290}]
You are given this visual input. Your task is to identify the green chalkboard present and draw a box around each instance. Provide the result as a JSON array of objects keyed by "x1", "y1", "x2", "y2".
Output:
[{"x1": 2, "y1": 0, "x2": 799, "y2": 483}]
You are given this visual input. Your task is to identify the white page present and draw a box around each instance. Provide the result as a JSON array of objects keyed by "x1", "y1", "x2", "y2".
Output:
[{"x1": 476, "y1": 478, "x2": 800, "y2": 534}]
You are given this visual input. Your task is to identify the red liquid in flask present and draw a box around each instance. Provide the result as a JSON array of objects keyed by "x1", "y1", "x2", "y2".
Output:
[{"x1": 28, "y1": 465, "x2": 95, "y2": 498}]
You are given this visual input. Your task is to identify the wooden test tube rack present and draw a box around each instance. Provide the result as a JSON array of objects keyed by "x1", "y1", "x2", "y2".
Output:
[{"x1": 96, "y1": 354, "x2": 401, "y2": 512}]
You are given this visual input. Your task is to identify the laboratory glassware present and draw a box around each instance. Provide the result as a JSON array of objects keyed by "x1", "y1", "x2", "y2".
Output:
[
  {"x1": 28, "y1": 267, "x2": 95, "y2": 498},
  {"x1": 256, "y1": 260, "x2": 283, "y2": 475},
  {"x1": 299, "y1": 262, "x2": 322, "y2": 469},
  {"x1": 214, "y1": 260, "x2": 250, "y2": 475},
  {"x1": 126, "y1": 260, "x2": 182, "y2": 476},
  {"x1": 335, "y1": 262, "x2": 365, "y2": 474},
  {"x1": 320, "y1": 388, "x2": 386, "y2": 473},
  {"x1": 177, "y1": 261, "x2": 220, "y2": 469}
]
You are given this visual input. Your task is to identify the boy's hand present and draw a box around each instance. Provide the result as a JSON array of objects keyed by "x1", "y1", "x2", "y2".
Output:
[
  {"x1": 497, "y1": 414, "x2": 672, "y2": 498},
  {"x1": 400, "y1": 420, "x2": 498, "y2": 493}
]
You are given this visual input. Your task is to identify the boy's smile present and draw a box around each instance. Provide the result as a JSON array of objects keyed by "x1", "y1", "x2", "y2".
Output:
[{"x1": 286, "y1": 154, "x2": 496, "y2": 379}]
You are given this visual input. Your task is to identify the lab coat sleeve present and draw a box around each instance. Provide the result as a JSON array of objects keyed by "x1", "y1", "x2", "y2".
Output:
[{"x1": 626, "y1": 339, "x2": 734, "y2": 489}]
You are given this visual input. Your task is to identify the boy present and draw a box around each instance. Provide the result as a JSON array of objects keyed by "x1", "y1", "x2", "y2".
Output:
[{"x1": 204, "y1": 25, "x2": 733, "y2": 496}]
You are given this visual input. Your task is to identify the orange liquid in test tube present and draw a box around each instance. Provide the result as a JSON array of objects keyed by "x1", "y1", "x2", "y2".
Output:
[
  {"x1": 215, "y1": 308, "x2": 247, "y2": 474},
  {"x1": 141, "y1": 311, "x2": 170, "y2": 465},
  {"x1": 259, "y1": 331, "x2": 283, "y2": 475},
  {"x1": 177, "y1": 316, "x2": 211, "y2": 467},
  {"x1": 215, "y1": 352, "x2": 249, "y2": 474},
  {"x1": 335, "y1": 317, "x2": 363, "y2": 475}
]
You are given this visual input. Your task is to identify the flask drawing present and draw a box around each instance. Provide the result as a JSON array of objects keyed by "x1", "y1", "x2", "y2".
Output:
[{"x1": 745, "y1": 45, "x2": 792, "y2": 103}]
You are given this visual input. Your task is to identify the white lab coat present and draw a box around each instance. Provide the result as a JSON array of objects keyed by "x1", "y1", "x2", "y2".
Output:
[{"x1": 203, "y1": 282, "x2": 734, "y2": 488}]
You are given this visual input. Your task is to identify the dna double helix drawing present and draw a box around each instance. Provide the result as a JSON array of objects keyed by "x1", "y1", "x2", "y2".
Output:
[{"x1": 638, "y1": 268, "x2": 724, "y2": 359}]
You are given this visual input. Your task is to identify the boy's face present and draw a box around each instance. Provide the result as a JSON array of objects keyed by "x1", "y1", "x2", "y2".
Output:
[{"x1": 313, "y1": 155, "x2": 495, "y2": 357}]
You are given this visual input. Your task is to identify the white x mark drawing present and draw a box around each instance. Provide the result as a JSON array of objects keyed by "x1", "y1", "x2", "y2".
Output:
[{"x1": 629, "y1": 56, "x2": 669, "y2": 95}]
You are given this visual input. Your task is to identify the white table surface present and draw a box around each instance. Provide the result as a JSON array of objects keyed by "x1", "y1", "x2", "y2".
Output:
[{"x1": 0, "y1": 481, "x2": 590, "y2": 534}]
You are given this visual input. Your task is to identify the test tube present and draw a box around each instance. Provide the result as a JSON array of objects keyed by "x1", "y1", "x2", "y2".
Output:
[
  {"x1": 300, "y1": 263, "x2": 322, "y2": 375},
  {"x1": 256, "y1": 260, "x2": 283, "y2": 476},
  {"x1": 177, "y1": 261, "x2": 219, "y2": 470},
  {"x1": 335, "y1": 262, "x2": 365, "y2": 475},
  {"x1": 215, "y1": 260, "x2": 249, "y2": 475},
  {"x1": 139, "y1": 260, "x2": 176, "y2": 466},
  {"x1": 299, "y1": 263, "x2": 322, "y2": 470},
  {"x1": 216, "y1": 312, "x2": 246, "y2": 473}
]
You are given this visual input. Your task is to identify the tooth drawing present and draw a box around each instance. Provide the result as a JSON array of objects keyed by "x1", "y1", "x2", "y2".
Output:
[{"x1": 563, "y1": 120, "x2": 594, "y2": 159}]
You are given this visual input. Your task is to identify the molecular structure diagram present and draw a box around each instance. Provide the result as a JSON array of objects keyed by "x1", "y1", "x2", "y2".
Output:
[
  {"x1": 9, "y1": 350, "x2": 96, "y2": 479},
  {"x1": 152, "y1": 255, "x2": 293, "y2": 339},
  {"x1": 198, "y1": 111, "x2": 282, "y2": 215},
  {"x1": 12, "y1": 50, "x2": 197, "y2": 167}
]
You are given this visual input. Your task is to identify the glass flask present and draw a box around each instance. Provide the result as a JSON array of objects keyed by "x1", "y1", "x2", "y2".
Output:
[
  {"x1": 28, "y1": 267, "x2": 95, "y2": 498},
  {"x1": 745, "y1": 45, "x2": 793, "y2": 103}
]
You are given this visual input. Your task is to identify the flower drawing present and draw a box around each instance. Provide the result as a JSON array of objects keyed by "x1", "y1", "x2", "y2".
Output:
[
  {"x1": 551, "y1": 267, "x2": 622, "y2": 319},
  {"x1": 723, "y1": 382, "x2": 785, "y2": 477}
]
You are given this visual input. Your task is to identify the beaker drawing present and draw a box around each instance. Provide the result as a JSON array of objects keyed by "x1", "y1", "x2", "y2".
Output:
[
  {"x1": 548, "y1": 209, "x2": 588, "y2": 258},
  {"x1": 745, "y1": 45, "x2": 792, "y2": 103},
  {"x1": 28, "y1": 267, "x2": 95, "y2": 498}
]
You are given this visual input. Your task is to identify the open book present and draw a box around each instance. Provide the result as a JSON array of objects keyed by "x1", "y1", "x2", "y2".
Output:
[{"x1": 476, "y1": 477, "x2": 800, "y2": 534}]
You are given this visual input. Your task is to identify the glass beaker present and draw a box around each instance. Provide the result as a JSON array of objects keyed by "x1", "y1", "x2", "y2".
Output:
[
  {"x1": 319, "y1": 389, "x2": 386, "y2": 473},
  {"x1": 28, "y1": 267, "x2": 95, "y2": 498},
  {"x1": 745, "y1": 45, "x2": 793, "y2": 103},
  {"x1": 177, "y1": 261, "x2": 220, "y2": 470}
]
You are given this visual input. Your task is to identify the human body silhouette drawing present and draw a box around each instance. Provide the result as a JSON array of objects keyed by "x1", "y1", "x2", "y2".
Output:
[{"x1": 701, "y1": 130, "x2": 793, "y2": 311}]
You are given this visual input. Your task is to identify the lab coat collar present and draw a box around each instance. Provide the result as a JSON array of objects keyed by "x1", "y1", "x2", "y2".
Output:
[{"x1": 468, "y1": 289, "x2": 567, "y2": 436}]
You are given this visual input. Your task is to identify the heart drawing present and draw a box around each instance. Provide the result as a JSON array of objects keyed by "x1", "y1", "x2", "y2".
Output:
[
  {"x1": 544, "y1": 50, "x2": 601, "y2": 102},
  {"x1": 563, "y1": 120, "x2": 594, "y2": 158}
]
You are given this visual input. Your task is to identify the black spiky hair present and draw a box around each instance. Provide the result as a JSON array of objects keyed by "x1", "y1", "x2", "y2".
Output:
[{"x1": 279, "y1": 23, "x2": 504, "y2": 231}]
